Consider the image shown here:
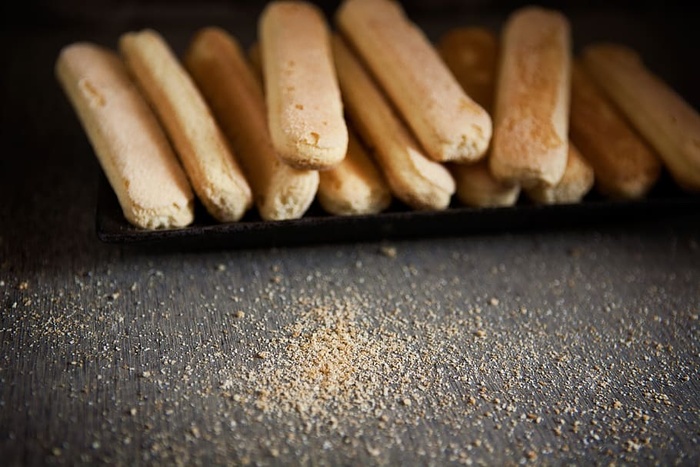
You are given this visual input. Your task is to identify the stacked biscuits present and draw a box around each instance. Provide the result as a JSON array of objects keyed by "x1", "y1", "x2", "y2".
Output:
[{"x1": 56, "y1": 0, "x2": 700, "y2": 230}]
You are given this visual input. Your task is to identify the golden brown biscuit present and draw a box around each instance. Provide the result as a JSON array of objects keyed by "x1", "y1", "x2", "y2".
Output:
[
  {"x1": 452, "y1": 163, "x2": 521, "y2": 208},
  {"x1": 437, "y1": 27, "x2": 499, "y2": 112},
  {"x1": 332, "y1": 36, "x2": 455, "y2": 211},
  {"x1": 260, "y1": 1, "x2": 348, "y2": 170},
  {"x1": 56, "y1": 42, "x2": 194, "y2": 230},
  {"x1": 120, "y1": 29, "x2": 252, "y2": 223},
  {"x1": 490, "y1": 6, "x2": 572, "y2": 187},
  {"x1": 526, "y1": 143, "x2": 594, "y2": 204},
  {"x1": 247, "y1": 42, "x2": 264, "y2": 85},
  {"x1": 336, "y1": 0, "x2": 492, "y2": 164},
  {"x1": 583, "y1": 43, "x2": 700, "y2": 192},
  {"x1": 184, "y1": 27, "x2": 319, "y2": 221},
  {"x1": 437, "y1": 27, "x2": 520, "y2": 207},
  {"x1": 317, "y1": 128, "x2": 392, "y2": 216},
  {"x1": 569, "y1": 61, "x2": 661, "y2": 199}
]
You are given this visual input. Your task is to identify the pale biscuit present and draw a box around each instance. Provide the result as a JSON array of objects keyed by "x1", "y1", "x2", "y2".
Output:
[
  {"x1": 569, "y1": 61, "x2": 661, "y2": 199},
  {"x1": 260, "y1": 1, "x2": 348, "y2": 170},
  {"x1": 332, "y1": 36, "x2": 455, "y2": 211},
  {"x1": 120, "y1": 29, "x2": 252, "y2": 222},
  {"x1": 250, "y1": 39, "x2": 391, "y2": 216},
  {"x1": 336, "y1": 0, "x2": 491, "y2": 164},
  {"x1": 184, "y1": 27, "x2": 318, "y2": 221},
  {"x1": 490, "y1": 6, "x2": 572, "y2": 187},
  {"x1": 437, "y1": 27, "x2": 520, "y2": 207},
  {"x1": 583, "y1": 43, "x2": 700, "y2": 192},
  {"x1": 56, "y1": 42, "x2": 194, "y2": 230},
  {"x1": 526, "y1": 143, "x2": 594, "y2": 204}
]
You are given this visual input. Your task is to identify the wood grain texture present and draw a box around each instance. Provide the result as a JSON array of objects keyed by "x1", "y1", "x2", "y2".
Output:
[{"x1": 1, "y1": 6, "x2": 700, "y2": 466}]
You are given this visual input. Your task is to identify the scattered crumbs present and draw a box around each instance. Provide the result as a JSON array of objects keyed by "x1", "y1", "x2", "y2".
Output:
[
  {"x1": 220, "y1": 379, "x2": 234, "y2": 390},
  {"x1": 1, "y1": 235, "x2": 696, "y2": 466},
  {"x1": 625, "y1": 439, "x2": 642, "y2": 452}
]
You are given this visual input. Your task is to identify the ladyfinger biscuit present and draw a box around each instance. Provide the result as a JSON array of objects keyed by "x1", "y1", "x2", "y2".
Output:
[
  {"x1": 452, "y1": 163, "x2": 521, "y2": 208},
  {"x1": 249, "y1": 39, "x2": 391, "y2": 216},
  {"x1": 437, "y1": 27, "x2": 520, "y2": 208},
  {"x1": 570, "y1": 61, "x2": 661, "y2": 199},
  {"x1": 437, "y1": 27, "x2": 499, "y2": 112},
  {"x1": 490, "y1": 7, "x2": 572, "y2": 187},
  {"x1": 317, "y1": 128, "x2": 392, "y2": 216},
  {"x1": 184, "y1": 27, "x2": 318, "y2": 221},
  {"x1": 583, "y1": 43, "x2": 700, "y2": 192},
  {"x1": 525, "y1": 143, "x2": 594, "y2": 204},
  {"x1": 120, "y1": 29, "x2": 252, "y2": 222},
  {"x1": 56, "y1": 43, "x2": 194, "y2": 230},
  {"x1": 260, "y1": 1, "x2": 348, "y2": 170},
  {"x1": 332, "y1": 36, "x2": 455, "y2": 211},
  {"x1": 336, "y1": 0, "x2": 491, "y2": 164}
]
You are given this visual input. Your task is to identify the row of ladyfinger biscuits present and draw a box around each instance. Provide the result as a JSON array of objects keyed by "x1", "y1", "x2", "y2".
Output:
[
  {"x1": 57, "y1": 0, "x2": 700, "y2": 230},
  {"x1": 307, "y1": 0, "x2": 700, "y2": 203},
  {"x1": 55, "y1": 0, "x2": 489, "y2": 230},
  {"x1": 55, "y1": 5, "x2": 385, "y2": 229},
  {"x1": 439, "y1": 7, "x2": 700, "y2": 206}
]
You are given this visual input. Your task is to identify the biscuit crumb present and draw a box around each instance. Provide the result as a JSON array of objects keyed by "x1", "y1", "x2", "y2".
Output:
[{"x1": 379, "y1": 245, "x2": 397, "y2": 258}]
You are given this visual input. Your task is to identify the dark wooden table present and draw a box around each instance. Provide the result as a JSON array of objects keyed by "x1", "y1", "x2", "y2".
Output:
[{"x1": 2, "y1": 2, "x2": 699, "y2": 465}]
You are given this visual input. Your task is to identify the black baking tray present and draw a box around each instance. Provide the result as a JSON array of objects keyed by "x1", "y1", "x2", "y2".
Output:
[{"x1": 96, "y1": 172, "x2": 700, "y2": 249}]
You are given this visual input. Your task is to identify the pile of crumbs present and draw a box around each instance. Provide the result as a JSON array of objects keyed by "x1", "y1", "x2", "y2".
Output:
[
  {"x1": 224, "y1": 300, "x2": 460, "y2": 425},
  {"x1": 217, "y1": 295, "x2": 485, "y2": 459}
]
